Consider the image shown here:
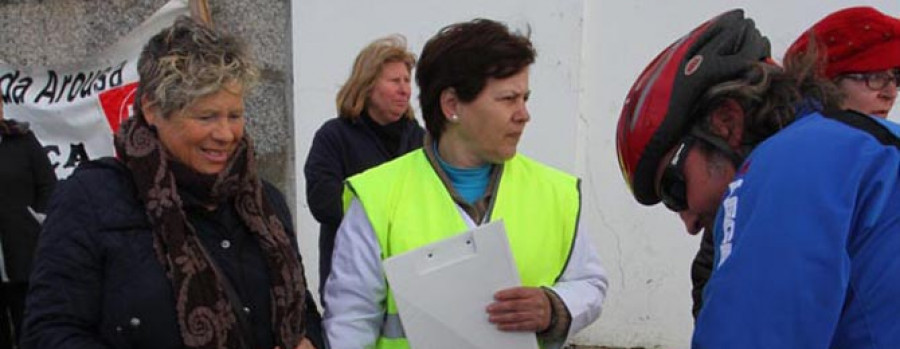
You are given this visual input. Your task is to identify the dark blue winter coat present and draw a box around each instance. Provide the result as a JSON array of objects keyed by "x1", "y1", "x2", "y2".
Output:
[
  {"x1": 304, "y1": 114, "x2": 423, "y2": 293},
  {"x1": 21, "y1": 158, "x2": 323, "y2": 348}
]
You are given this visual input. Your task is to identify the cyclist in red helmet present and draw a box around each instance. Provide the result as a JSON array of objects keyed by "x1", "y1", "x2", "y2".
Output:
[
  {"x1": 682, "y1": 6, "x2": 900, "y2": 323},
  {"x1": 617, "y1": 9, "x2": 900, "y2": 347}
]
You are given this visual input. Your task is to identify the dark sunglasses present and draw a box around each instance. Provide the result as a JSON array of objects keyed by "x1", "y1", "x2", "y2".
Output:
[
  {"x1": 658, "y1": 135, "x2": 696, "y2": 212},
  {"x1": 839, "y1": 69, "x2": 900, "y2": 91}
]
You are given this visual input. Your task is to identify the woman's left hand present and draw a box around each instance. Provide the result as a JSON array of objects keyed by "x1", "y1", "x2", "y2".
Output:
[{"x1": 486, "y1": 286, "x2": 551, "y2": 332}]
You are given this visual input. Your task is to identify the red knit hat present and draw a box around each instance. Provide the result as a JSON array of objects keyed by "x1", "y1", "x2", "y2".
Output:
[{"x1": 785, "y1": 7, "x2": 900, "y2": 79}]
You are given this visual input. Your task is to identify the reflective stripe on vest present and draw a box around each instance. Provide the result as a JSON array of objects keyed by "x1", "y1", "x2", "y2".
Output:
[{"x1": 345, "y1": 149, "x2": 580, "y2": 348}]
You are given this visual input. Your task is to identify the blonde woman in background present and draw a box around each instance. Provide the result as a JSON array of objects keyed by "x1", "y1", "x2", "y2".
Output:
[{"x1": 304, "y1": 35, "x2": 424, "y2": 298}]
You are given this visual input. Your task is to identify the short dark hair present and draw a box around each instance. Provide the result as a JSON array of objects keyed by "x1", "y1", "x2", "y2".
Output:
[{"x1": 415, "y1": 18, "x2": 536, "y2": 140}]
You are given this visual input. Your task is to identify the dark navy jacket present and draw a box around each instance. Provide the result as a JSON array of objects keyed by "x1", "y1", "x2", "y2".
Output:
[
  {"x1": 0, "y1": 130, "x2": 56, "y2": 282},
  {"x1": 303, "y1": 115, "x2": 423, "y2": 293},
  {"x1": 22, "y1": 158, "x2": 323, "y2": 349}
]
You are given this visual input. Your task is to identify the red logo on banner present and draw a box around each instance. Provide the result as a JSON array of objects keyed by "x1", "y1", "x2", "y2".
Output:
[{"x1": 98, "y1": 82, "x2": 138, "y2": 133}]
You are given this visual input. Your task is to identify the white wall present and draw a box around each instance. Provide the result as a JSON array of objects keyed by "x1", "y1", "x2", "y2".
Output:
[{"x1": 293, "y1": 1, "x2": 900, "y2": 347}]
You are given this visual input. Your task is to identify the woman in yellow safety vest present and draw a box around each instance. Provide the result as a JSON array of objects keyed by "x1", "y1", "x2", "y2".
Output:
[{"x1": 322, "y1": 18, "x2": 608, "y2": 349}]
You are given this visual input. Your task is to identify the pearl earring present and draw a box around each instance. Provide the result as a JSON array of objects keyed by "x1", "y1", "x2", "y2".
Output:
[{"x1": 450, "y1": 114, "x2": 459, "y2": 122}]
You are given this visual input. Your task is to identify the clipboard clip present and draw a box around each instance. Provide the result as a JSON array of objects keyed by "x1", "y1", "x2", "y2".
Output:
[{"x1": 417, "y1": 234, "x2": 478, "y2": 275}]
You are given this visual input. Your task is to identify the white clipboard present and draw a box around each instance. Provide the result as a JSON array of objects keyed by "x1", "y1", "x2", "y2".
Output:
[{"x1": 382, "y1": 220, "x2": 539, "y2": 349}]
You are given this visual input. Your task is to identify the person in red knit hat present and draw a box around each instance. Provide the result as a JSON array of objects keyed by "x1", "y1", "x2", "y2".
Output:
[{"x1": 785, "y1": 6, "x2": 900, "y2": 118}]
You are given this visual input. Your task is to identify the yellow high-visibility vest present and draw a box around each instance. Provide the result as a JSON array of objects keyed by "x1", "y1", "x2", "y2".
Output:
[{"x1": 343, "y1": 149, "x2": 580, "y2": 349}]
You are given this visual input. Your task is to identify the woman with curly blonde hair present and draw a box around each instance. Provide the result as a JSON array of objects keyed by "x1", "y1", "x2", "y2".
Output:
[{"x1": 22, "y1": 17, "x2": 322, "y2": 349}]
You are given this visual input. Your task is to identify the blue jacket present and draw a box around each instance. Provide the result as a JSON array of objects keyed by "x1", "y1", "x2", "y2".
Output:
[
  {"x1": 22, "y1": 158, "x2": 323, "y2": 348},
  {"x1": 694, "y1": 111, "x2": 900, "y2": 348}
]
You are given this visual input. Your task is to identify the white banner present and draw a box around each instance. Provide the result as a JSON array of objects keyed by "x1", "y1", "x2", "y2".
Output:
[{"x1": 0, "y1": 0, "x2": 190, "y2": 178}]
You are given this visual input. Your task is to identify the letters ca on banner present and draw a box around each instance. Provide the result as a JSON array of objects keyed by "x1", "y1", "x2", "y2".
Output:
[{"x1": 0, "y1": 0, "x2": 190, "y2": 179}]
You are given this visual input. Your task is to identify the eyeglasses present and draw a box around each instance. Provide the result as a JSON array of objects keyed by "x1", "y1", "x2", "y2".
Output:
[
  {"x1": 839, "y1": 69, "x2": 900, "y2": 91},
  {"x1": 658, "y1": 136, "x2": 696, "y2": 212}
]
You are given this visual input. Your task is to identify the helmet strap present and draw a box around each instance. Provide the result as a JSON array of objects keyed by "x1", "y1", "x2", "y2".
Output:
[{"x1": 690, "y1": 126, "x2": 745, "y2": 169}]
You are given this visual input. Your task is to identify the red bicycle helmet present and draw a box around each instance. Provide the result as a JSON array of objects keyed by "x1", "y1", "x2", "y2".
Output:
[{"x1": 616, "y1": 9, "x2": 771, "y2": 205}]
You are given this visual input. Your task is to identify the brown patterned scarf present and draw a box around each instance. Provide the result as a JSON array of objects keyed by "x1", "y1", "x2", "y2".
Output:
[{"x1": 114, "y1": 112, "x2": 306, "y2": 349}]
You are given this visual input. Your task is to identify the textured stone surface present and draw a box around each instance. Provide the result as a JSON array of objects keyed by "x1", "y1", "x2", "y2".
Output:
[
  {"x1": 0, "y1": 0, "x2": 166, "y2": 67},
  {"x1": 245, "y1": 74, "x2": 294, "y2": 204},
  {"x1": 210, "y1": 0, "x2": 292, "y2": 73},
  {"x1": 0, "y1": 0, "x2": 295, "y2": 201},
  {"x1": 245, "y1": 75, "x2": 291, "y2": 157}
]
